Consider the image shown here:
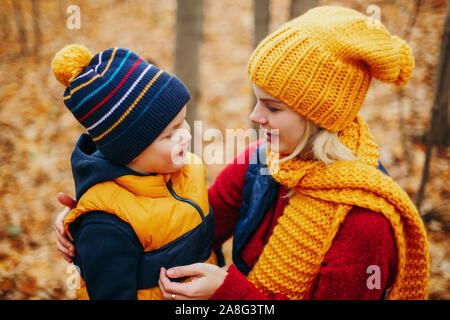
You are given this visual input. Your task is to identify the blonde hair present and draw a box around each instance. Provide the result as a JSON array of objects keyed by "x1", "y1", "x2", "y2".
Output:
[{"x1": 279, "y1": 120, "x2": 357, "y2": 198}]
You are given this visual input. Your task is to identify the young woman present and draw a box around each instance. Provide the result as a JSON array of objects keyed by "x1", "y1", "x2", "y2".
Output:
[{"x1": 55, "y1": 6, "x2": 429, "y2": 300}]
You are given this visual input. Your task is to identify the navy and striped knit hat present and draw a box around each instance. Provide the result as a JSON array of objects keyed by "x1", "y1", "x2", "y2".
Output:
[{"x1": 51, "y1": 44, "x2": 190, "y2": 165}]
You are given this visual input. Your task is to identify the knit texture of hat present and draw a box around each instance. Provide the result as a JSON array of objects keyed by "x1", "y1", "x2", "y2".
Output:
[
  {"x1": 52, "y1": 44, "x2": 190, "y2": 165},
  {"x1": 248, "y1": 6, "x2": 415, "y2": 132}
]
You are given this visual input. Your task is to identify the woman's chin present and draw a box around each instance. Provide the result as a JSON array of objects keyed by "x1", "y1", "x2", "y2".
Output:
[{"x1": 267, "y1": 141, "x2": 285, "y2": 154}]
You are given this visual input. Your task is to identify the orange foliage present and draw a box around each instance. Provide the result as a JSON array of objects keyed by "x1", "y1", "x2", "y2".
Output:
[{"x1": 0, "y1": 0, "x2": 448, "y2": 299}]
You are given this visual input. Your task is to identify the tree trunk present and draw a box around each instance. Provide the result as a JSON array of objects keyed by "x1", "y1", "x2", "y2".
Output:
[
  {"x1": 175, "y1": 0, "x2": 203, "y2": 154},
  {"x1": 397, "y1": 0, "x2": 422, "y2": 176},
  {"x1": 434, "y1": 9, "x2": 450, "y2": 148},
  {"x1": 252, "y1": 0, "x2": 270, "y2": 129},
  {"x1": 415, "y1": 1, "x2": 450, "y2": 210},
  {"x1": 254, "y1": 0, "x2": 270, "y2": 48},
  {"x1": 290, "y1": 0, "x2": 318, "y2": 19},
  {"x1": 54, "y1": 0, "x2": 65, "y2": 22},
  {"x1": 31, "y1": 0, "x2": 41, "y2": 63},
  {"x1": 1, "y1": 5, "x2": 11, "y2": 42},
  {"x1": 12, "y1": 0, "x2": 27, "y2": 56}
]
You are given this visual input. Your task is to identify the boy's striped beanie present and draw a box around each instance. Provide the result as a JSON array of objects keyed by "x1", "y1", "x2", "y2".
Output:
[{"x1": 52, "y1": 44, "x2": 190, "y2": 165}]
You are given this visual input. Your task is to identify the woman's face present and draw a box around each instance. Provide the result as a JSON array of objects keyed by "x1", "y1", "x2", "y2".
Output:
[{"x1": 250, "y1": 84, "x2": 307, "y2": 155}]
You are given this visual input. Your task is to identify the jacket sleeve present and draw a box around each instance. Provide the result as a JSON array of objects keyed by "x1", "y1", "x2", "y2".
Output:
[
  {"x1": 72, "y1": 212, "x2": 143, "y2": 300},
  {"x1": 211, "y1": 209, "x2": 397, "y2": 300},
  {"x1": 208, "y1": 140, "x2": 263, "y2": 250}
]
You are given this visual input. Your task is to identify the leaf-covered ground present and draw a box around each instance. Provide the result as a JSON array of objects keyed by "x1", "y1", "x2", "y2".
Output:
[{"x1": 0, "y1": 0, "x2": 448, "y2": 299}]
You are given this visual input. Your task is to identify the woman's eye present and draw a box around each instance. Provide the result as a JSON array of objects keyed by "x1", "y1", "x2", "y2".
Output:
[{"x1": 267, "y1": 105, "x2": 279, "y2": 112}]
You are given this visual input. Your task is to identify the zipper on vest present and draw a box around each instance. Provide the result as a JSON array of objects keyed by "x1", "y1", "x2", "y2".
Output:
[{"x1": 166, "y1": 179, "x2": 206, "y2": 234}]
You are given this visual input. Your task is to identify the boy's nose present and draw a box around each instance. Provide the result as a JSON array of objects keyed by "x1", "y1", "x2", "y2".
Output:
[
  {"x1": 249, "y1": 102, "x2": 267, "y2": 125},
  {"x1": 185, "y1": 131, "x2": 192, "y2": 144},
  {"x1": 180, "y1": 129, "x2": 191, "y2": 146}
]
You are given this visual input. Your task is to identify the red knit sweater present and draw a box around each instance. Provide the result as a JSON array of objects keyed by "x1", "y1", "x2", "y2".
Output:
[{"x1": 208, "y1": 141, "x2": 398, "y2": 300}]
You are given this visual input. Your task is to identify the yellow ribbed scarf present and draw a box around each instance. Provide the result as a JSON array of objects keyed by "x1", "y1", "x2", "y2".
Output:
[{"x1": 247, "y1": 115, "x2": 429, "y2": 299}]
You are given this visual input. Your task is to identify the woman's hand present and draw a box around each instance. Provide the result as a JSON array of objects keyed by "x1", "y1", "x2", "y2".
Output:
[
  {"x1": 54, "y1": 192, "x2": 76, "y2": 262},
  {"x1": 158, "y1": 263, "x2": 228, "y2": 300}
]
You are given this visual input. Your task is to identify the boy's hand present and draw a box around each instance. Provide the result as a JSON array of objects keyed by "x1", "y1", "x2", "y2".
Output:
[{"x1": 54, "y1": 192, "x2": 76, "y2": 263}]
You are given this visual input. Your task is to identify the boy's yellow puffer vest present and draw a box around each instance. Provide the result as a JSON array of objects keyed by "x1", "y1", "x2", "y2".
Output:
[{"x1": 63, "y1": 153, "x2": 216, "y2": 300}]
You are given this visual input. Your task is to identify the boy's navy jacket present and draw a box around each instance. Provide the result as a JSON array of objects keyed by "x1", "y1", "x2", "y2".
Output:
[
  {"x1": 66, "y1": 134, "x2": 215, "y2": 300},
  {"x1": 72, "y1": 134, "x2": 145, "y2": 202}
]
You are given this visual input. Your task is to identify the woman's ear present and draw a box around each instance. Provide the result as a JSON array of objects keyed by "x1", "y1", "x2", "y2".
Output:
[{"x1": 310, "y1": 121, "x2": 320, "y2": 135}]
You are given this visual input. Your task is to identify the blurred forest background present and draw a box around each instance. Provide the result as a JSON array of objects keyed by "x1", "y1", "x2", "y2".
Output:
[{"x1": 0, "y1": 0, "x2": 448, "y2": 299}]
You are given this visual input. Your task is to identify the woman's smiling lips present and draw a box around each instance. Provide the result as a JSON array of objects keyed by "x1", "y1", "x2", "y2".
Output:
[{"x1": 264, "y1": 130, "x2": 278, "y2": 143}]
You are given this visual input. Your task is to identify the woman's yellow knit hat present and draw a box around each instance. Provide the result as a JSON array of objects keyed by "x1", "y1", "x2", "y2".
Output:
[{"x1": 248, "y1": 6, "x2": 414, "y2": 132}]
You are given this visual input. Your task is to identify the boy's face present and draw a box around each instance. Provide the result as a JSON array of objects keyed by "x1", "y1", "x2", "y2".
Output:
[{"x1": 127, "y1": 106, "x2": 191, "y2": 174}]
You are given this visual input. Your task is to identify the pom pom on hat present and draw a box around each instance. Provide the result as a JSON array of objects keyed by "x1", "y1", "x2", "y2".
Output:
[
  {"x1": 391, "y1": 35, "x2": 414, "y2": 86},
  {"x1": 52, "y1": 44, "x2": 93, "y2": 87}
]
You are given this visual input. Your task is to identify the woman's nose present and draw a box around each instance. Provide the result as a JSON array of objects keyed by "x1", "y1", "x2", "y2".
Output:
[{"x1": 249, "y1": 102, "x2": 267, "y2": 125}]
